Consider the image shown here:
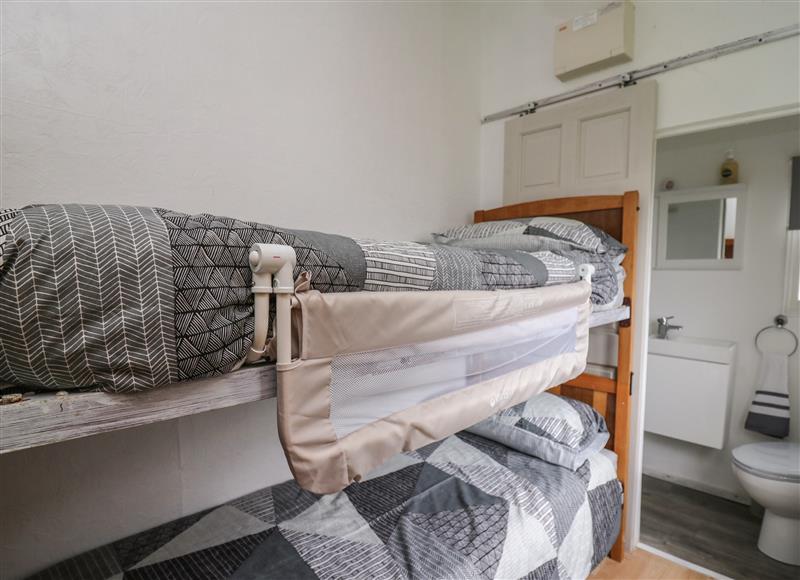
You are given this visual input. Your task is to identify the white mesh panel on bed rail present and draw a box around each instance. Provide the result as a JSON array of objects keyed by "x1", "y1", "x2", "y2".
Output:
[
  {"x1": 329, "y1": 307, "x2": 578, "y2": 438},
  {"x1": 276, "y1": 281, "x2": 591, "y2": 494}
]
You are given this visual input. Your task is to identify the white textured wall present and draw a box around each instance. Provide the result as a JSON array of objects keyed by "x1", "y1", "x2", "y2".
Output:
[
  {"x1": 645, "y1": 116, "x2": 800, "y2": 501},
  {"x1": 478, "y1": 0, "x2": 800, "y2": 209},
  {"x1": 0, "y1": 3, "x2": 481, "y2": 578},
  {"x1": 1, "y1": 1, "x2": 480, "y2": 240}
]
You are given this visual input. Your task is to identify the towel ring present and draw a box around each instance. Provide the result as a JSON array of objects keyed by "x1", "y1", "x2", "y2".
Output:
[{"x1": 755, "y1": 315, "x2": 798, "y2": 356}]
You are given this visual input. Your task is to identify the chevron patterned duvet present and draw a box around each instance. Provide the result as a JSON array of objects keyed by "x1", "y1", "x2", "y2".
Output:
[
  {"x1": 30, "y1": 432, "x2": 623, "y2": 580},
  {"x1": 0, "y1": 205, "x2": 618, "y2": 393}
]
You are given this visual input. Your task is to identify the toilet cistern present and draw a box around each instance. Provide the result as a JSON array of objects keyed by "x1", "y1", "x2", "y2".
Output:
[{"x1": 656, "y1": 316, "x2": 683, "y2": 339}]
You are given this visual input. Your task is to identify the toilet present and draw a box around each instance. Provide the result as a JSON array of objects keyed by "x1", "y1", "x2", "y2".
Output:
[{"x1": 732, "y1": 441, "x2": 800, "y2": 565}]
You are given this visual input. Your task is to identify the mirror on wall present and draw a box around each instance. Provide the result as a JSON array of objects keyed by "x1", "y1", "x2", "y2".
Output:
[{"x1": 655, "y1": 184, "x2": 746, "y2": 270}]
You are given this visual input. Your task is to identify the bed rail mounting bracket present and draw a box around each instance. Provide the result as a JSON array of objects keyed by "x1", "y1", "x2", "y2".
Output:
[{"x1": 246, "y1": 243, "x2": 297, "y2": 365}]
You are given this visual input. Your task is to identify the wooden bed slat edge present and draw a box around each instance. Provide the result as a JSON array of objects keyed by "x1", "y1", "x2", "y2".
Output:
[{"x1": 0, "y1": 365, "x2": 277, "y2": 454}]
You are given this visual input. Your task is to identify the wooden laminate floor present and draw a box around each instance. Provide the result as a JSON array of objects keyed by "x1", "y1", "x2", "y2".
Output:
[
  {"x1": 641, "y1": 475, "x2": 800, "y2": 580},
  {"x1": 592, "y1": 548, "x2": 712, "y2": 579}
]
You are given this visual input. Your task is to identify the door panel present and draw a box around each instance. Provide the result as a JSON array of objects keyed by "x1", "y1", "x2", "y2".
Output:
[
  {"x1": 503, "y1": 81, "x2": 656, "y2": 203},
  {"x1": 578, "y1": 110, "x2": 630, "y2": 181},
  {"x1": 521, "y1": 126, "x2": 562, "y2": 188}
]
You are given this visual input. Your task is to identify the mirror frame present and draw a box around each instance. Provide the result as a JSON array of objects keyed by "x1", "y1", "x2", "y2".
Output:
[{"x1": 655, "y1": 184, "x2": 747, "y2": 270}]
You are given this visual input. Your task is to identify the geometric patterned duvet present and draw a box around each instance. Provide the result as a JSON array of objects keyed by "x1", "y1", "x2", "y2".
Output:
[{"x1": 30, "y1": 433, "x2": 622, "y2": 580}]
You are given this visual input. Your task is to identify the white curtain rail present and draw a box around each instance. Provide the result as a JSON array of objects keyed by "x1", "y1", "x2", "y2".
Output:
[{"x1": 482, "y1": 24, "x2": 800, "y2": 125}]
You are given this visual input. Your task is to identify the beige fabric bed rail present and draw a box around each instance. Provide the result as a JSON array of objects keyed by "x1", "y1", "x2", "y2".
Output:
[{"x1": 267, "y1": 274, "x2": 591, "y2": 493}]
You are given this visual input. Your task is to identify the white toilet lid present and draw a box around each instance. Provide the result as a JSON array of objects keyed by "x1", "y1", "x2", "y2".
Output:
[{"x1": 732, "y1": 442, "x2": 800, "y2": 482}]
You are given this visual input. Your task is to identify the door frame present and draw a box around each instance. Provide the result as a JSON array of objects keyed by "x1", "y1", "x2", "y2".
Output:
[{"x1": 629, "y1": 104, "x2": 800, "y2": 551}]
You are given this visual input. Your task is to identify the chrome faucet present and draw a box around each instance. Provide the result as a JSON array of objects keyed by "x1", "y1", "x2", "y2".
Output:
[{"x1": 657, "y1": 316, "x2": 683, "y2": 339}]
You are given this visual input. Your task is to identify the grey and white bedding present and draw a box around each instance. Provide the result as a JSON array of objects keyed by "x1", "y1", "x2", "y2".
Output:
[
  {"x1": 29, "y1": 432, "x2": 622, "y2": 580},
  {"x1": 432, "y1": 217, "x2": 626, "y2": 310},
  {"x1": 0, "y1": 205, "x2": 624, "y2": 393}
]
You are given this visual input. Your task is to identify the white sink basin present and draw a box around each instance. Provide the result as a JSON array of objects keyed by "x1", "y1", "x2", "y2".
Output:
[{"x1": 648, "y1": 335, "x2": 736, "y2": 364}]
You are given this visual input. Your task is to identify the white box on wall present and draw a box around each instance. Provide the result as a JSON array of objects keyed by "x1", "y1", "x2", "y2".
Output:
[{"x1": 554, "y1": 1, "x2": 635, "y2": 81}]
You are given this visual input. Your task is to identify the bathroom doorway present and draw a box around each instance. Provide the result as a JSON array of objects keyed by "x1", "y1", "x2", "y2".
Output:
[{"x1": 638, "y1": 115, "x2": 800, "y2": 579}]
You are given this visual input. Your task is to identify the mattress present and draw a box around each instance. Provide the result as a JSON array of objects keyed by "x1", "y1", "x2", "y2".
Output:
[
  {"x1": 29, "y1": 433, "x2": 622, "y2": 580},
  {"x1": 0, "y1": 204, "x2": 618, "y2": 393}
]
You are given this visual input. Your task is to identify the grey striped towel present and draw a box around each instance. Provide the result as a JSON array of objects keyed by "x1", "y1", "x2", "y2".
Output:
[{"x1": 745, "y1": 352, "x2": 791, "y2": 438}]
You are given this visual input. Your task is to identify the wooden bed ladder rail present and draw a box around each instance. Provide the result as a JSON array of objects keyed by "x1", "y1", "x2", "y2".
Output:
[{"x1": 609, "y1": 190, "x2": 638, "y2": 562}]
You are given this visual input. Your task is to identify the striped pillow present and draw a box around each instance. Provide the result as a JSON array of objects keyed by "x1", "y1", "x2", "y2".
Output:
[
  {"x1": 433, "y1": 216, "x2": 614, "y2": 254},
  {"x1": 525, "y1": 217, "x2": 603, "y2": 252},
  {"x1": 434, "y1": 219, "x2": 529, "y2": 242}
]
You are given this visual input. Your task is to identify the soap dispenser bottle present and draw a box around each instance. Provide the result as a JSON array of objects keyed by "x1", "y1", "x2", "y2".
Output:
[{"x1": 720, "y1": 149, "x2": 739, "y2": 184}]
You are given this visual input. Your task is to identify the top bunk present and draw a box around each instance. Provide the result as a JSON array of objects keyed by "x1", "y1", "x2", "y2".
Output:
[
  {"x1": 0, "y1": 191, "x2": 638, "y2": 455},
  {"x1": 0, "y1": 308, "x2": 628, "y2": 455}
]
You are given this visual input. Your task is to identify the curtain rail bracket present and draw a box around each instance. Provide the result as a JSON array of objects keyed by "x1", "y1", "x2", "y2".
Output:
[{"x1": 519, "y1": 102, "x2": 537, "y2": 117}]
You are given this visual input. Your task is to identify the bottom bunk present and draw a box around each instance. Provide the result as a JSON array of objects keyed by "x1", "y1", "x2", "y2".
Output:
[{"x1": 30, "y1": 431, "x2": 622, "y2": 580}]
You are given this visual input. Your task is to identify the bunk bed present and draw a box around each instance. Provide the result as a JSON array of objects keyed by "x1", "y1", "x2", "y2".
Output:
[{"x1": 0, "y1": 191, "x2": 638, "y2": 576}]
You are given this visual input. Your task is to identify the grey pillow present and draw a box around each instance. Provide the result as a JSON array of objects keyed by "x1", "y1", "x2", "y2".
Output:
[
  {"x1": 524, "y1": 217, "x2": 604, "y2": 252},
  {"x1": 466, "y1": 392, "x2": 609, "y2": 470},
  {"x1": 434, "y1": 217, "x2": 623, "y2": 256},
  {"x1": 587, "y1": 225, "x2": 627, "y2": 258},
  {"x1": 433, "y1": 232, "x2": 582, "y2": 255}
]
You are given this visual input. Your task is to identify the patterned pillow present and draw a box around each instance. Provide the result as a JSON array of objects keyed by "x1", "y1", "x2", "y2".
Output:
[
  {"x1": 433, "y1": 219, "x2": 529, "y2": 242},
  {"x1": 433, "y1": 217, "x2": 618, "y2": 255},
  {"x1": 466, "y1": 392, "x2": 609, "y2": 470},
  {"x1": 432, "y1": 232, "x2": 579, "y2": 255},
  {"x1": 525, "y1": 217, "x2": 603, "y2": 252}
]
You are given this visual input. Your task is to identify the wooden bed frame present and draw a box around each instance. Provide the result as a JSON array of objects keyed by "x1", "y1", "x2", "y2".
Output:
[{"x1": 475, "y1": 190, "x2": 639, "y2": 562}]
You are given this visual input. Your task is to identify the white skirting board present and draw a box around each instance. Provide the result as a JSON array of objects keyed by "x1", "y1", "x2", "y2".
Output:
[{"x1": 0, "y1": 306, "x2": 629, "y2": 455}]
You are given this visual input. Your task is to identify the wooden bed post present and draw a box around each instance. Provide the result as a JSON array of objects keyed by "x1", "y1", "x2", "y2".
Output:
[
  {"x1": 473, "y1": 191, "x2": 641, "y2": 563},
  {"x1": 609, "y1": 190, "x2": 639, "y2": 561}
]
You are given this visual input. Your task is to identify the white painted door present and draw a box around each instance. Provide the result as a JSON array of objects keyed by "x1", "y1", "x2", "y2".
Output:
[
  {"x1": 504, "y1": 80, "x2": 657, "y2": 203},
  {"x1": 502, "y1": 80, "x2": 657, "y2": 553}
]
